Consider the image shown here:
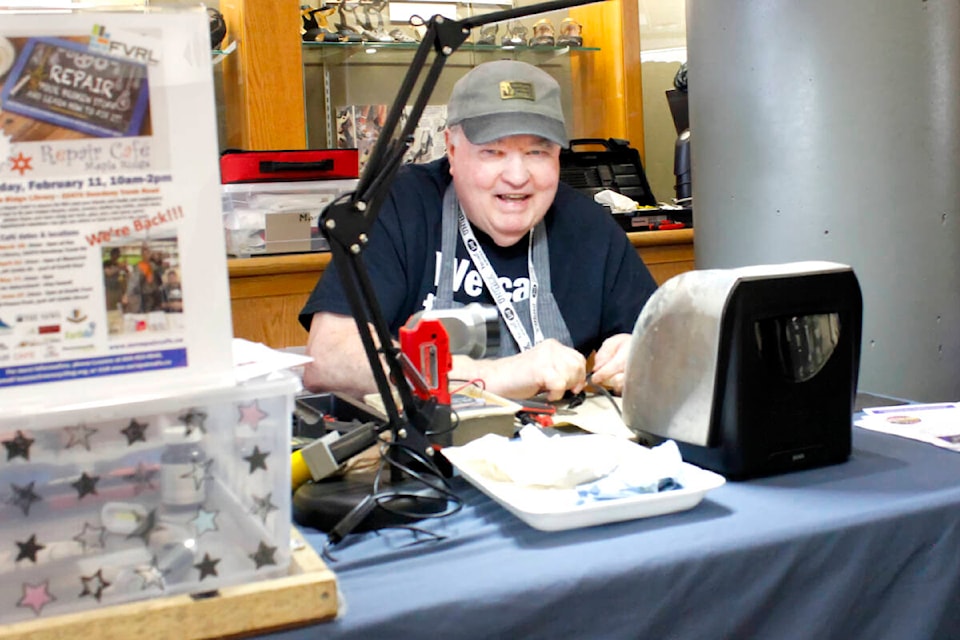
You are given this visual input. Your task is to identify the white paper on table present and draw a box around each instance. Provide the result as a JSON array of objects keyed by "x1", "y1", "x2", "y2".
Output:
[
  {"x1": 232, "y1": 338, "x2": 313, "y2": 383},
  {"x1": 857, "y1": 402, "x2": 960, "y2": 451},
  {"x1": 553, "y1": 394, "x2": 637, "y2": 440}
]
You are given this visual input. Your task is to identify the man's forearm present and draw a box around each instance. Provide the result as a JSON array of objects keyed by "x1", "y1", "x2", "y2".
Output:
[
  {"x1": 302, "y1": 312, "x2": 380, "y2": 398},
  {"x1": 450, "y1": 339, "x2": 587, "y2": 401},
  {"x1": 449, "y1": 353, "x2": 561, "y2": 401}
]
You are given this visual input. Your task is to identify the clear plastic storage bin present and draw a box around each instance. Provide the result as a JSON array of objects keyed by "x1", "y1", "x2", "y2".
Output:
[
  {"x1": 0, "y1": 371, "x2": 300, "y2": 624},
  {"x1": 221, "y1": 179, "x2": 358, "y2": 257}
]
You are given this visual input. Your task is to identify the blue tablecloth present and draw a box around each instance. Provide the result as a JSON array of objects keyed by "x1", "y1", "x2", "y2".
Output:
[{"x1": 275, "y1": 428, "x2": 960, "y2": 640}]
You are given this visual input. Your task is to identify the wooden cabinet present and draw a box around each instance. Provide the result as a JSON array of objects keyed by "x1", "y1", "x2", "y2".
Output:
[
  {"x1": 630, "y1": 228, "x2": 696, "y2": 284},
  {"x1": 217, "y1": 0, "x2": 305, "y2": 150},
  {"x1": 228, "y1": 229, "x2": 694, "y2": 348}
]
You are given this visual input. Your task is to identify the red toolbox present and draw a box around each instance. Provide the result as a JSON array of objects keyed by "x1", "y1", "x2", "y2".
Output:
[{"x1": 220, "y1": 148, "x2": 359, "y2": 184}]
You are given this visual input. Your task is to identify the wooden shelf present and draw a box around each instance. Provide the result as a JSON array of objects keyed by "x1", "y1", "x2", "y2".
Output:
[
  {"x1": 302, "y1": 41, "x2": 600, "y2": 65},
  {"x1": 227, "y1": 229, "x2": 694, "y2": 349}
]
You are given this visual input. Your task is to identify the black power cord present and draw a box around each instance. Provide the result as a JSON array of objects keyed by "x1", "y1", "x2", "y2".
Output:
[
  {"x1": 580, "y1": 372, "x2": 622, "y2": 417},
  {"x1": 312, "y1": 412, "x2": 464, "y2": 558}
]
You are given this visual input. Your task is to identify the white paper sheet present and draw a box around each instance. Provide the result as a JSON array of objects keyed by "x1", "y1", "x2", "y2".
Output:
[
  {"x1": 857, "y1": 402, "x2": 960, "y2": 451},
  {"x1": 232, "y1": 338, "x2": 312, "y2": 383}
]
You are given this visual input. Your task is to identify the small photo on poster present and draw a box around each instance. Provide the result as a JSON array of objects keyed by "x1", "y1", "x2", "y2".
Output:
[
  {"x1": 101, "y1": 237, "x2": 183, "y2": 336},
  {"x1": 0, "y1": 35, "x2": 152, "y2": 141}
]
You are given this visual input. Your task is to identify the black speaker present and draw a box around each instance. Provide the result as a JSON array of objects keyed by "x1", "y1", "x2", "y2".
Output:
[{"x1": 623, "y1": 263, "x2": 862, "y2": 479}]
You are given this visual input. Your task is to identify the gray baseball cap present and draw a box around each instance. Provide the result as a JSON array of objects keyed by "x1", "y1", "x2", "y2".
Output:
[{"x1": 447, "y1": 60, "x2": 568, "y2": 147}]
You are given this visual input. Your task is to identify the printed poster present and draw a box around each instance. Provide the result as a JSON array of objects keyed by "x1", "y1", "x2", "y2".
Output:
[
  {"x1": 336, "y1": 103, "x2": 388, "y2": 174},
  {"x1": 336, "y1": 103, "x2": 448, "y2": 172},
  {"x1": 0, "y1": 9, "x2": 234, "y2": 413},
  {"x1": 403, "y1": 104, "x2": 448, "y2": 165}
]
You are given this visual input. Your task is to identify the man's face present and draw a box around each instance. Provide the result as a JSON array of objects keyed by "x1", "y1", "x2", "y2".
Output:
[{"x1": 445, "y1": 128, "x2": 561, "y2": 247}]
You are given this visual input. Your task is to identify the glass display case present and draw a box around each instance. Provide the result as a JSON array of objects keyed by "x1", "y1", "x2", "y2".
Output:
[
  {"x1": 301, "y1": 40, "x2": 600, "y2": 151},
  {"x1": 215, "y1": 0, "x2": 641, "y2": 154}
]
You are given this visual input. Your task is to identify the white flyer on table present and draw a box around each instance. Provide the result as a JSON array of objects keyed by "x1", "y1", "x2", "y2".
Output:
[
  {"x1": 857, "y1": 402, "x2": 960, "y2": 451},
  {"x1": 0, "y1": 8, "x2": 233, "y2": 415}
]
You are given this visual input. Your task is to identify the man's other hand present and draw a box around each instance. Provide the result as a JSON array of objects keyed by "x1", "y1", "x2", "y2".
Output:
[{"x1": 589, "y1": 333, "x2": 632, "y2": 395}]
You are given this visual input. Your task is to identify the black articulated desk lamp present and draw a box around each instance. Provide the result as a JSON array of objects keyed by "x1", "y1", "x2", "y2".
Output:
[{"x1": 303, "y1": 0, "x2": 608, "y2": 538}]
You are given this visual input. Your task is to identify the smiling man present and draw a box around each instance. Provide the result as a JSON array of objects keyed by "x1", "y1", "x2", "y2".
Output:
[{"x1": 299, "y1": 60, "x2": 657, "y2": 400}]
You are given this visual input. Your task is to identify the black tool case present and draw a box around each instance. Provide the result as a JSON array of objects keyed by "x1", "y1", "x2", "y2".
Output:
[
  {"x1": 560, "y1": 138, "x2": 657, "y2": 205},
  {"x1": 560, "y1": 138, "x2": 691, "y2": 231}
]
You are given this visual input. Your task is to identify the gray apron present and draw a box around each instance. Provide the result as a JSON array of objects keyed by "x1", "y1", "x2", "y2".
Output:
[{"x1": 433, "y1": 185, "x2": 573, "y2": 357}]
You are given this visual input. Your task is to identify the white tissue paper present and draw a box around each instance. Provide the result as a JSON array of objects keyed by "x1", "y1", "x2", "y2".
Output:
[
  {"x1": 453, "y1": 426, "x2": 683, "y2": 499},
  {"x1": 594, "y1": 189, "x2": 641, "y2": 213}
]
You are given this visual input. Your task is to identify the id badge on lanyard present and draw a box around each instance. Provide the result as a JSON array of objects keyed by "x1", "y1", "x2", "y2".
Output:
[{"x1": 457, "y1": 209, "x2": 543, "y2": 351}]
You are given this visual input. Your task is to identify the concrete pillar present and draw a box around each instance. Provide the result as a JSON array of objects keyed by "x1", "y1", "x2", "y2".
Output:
[{"x1": 688, "y1": 0, "x2": 960, "y2": 401}]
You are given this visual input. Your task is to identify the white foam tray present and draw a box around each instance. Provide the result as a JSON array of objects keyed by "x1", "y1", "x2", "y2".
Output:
[{"x1": 444, "y1": 448, "x2": 726, "y2": 532}]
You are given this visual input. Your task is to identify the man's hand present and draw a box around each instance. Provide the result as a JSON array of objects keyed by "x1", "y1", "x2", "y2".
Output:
[
  {"x1": 453, "y1": 338, "x2": 586, "y2": 401},
  {"x1": 589, "y1": 333, "x2": 632, "y2": 395}
]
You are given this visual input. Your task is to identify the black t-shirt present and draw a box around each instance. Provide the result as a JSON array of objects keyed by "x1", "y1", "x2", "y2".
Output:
[{"x1": 299, "y1": 158, "x2": 658, "y2": 357}]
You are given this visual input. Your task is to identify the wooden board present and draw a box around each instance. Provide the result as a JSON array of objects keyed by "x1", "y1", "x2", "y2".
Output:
[{"x1": 0, "y1": 529, "x2": 337, "y2": 640}]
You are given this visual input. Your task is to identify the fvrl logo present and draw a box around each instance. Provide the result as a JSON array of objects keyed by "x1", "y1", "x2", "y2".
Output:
[{"x1": 89, "y1": 25, "x2": 160, "y2": 65}]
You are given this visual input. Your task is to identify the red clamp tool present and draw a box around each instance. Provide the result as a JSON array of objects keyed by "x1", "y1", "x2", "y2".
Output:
[{"x1": 399, "y1": 317, "x2": 452, "y2": 405}]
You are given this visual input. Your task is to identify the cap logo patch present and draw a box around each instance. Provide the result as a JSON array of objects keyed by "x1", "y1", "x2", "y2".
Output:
[{"x1": 499, "y1": 80, "x2": 536, "y2": 101}]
